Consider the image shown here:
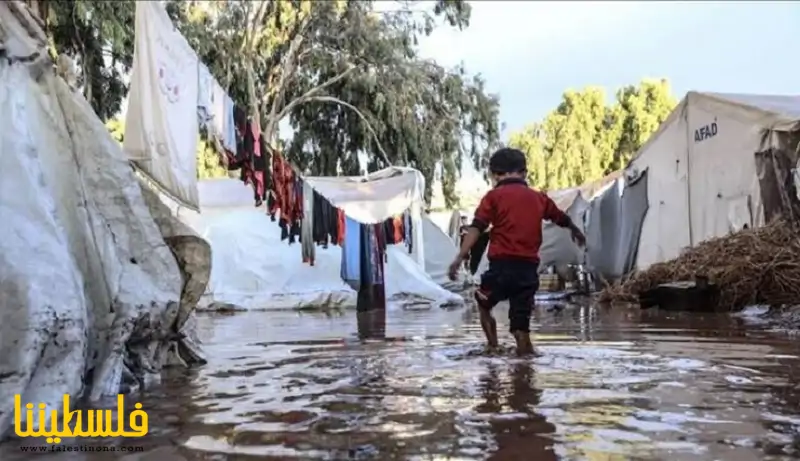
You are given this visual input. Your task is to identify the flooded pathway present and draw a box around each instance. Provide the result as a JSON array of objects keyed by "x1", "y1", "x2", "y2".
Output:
[{"x1": 5, "y1": 304, "x2": 800, "y2": 460}]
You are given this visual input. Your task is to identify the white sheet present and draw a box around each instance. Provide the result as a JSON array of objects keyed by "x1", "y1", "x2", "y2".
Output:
[
  {"x1": 124, "y1": 1, "x2": 200, "y2": 209},
  {"x1": 305, "y1": 167, "x2": 427, "y2": 268}
]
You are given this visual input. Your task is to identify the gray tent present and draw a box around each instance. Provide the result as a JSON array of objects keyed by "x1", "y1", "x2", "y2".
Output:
[{"x1": 586, "y1": 170, "x2": 649, "y2": 282}]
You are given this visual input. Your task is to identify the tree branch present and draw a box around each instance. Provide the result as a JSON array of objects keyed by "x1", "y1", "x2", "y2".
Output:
[
  {"x1": 299, "y1": 95, "x2": 392, "y2": 168},
  {"x1": 275, "y1": 66, "x2": 356, "y2": 121},
  {"x1": 262, "y1": 23, "x2": 307, "y2": 139}
]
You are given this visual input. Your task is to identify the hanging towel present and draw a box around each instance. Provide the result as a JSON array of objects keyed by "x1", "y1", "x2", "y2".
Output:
[
  {"x1": 341, "y1": 216, "x2": 362, "y2": 290},
  {"x1": 222, "y1": 95, "x2": 237, "y2": 154},
  {"x1": 301, "y1": 180, "x2": 315, "y2": 264},
  {"x1": 211, "y1": 79, "x2": 226, "y2": 141},
  {"x1": 197, "y1": 63, "x2": 213, "y2": 126}
]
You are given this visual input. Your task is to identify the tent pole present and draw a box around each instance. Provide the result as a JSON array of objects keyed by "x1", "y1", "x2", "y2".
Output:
[{"x1": 682, "y1": 100, "x2": 695, "y2": 246}]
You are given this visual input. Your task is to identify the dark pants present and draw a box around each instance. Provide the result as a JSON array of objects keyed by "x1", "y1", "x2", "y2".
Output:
[{"x1": 475, "y1": 259, "x2": 539, "y2": 333}]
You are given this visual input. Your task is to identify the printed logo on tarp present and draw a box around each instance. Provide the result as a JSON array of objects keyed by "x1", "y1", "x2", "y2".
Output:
[
  {"x1": 694, "y1": 119, "x2": 718, "y2": 143},
  {"x1": 157, "y1": 61, "x2": 180, "y2": 104}
]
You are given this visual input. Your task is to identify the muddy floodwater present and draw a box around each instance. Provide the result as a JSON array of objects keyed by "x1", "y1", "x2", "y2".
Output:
[{"x1": 4, "y1": 303, "x2": 800, "y2": 460}]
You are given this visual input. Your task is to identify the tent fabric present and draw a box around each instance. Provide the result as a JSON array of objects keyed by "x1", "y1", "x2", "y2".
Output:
[
  {"x1": 176, "y1": 179, "x2": 464, "y2": 310},
  {"x1": 586, "y1": 172, "x2": 649, "y2": 282},
  {"x1": 305, "y1": 167, "x2": 424, "y2": 224},
  {"x1": 447, "y1": 209, "x2": 463, "y2": 244},
  {"x1": 124, "y1": 1, "x2": 200, "y2": 210},
  {"x1": 628, "y1": 91, "x2": 800, "y2": 270},
  {"x1": 0, "y1": 1, "x2": 205, "y2": 439},
  {"x1": 420, "y1": 214, "x2": 465, "y2": 290}
]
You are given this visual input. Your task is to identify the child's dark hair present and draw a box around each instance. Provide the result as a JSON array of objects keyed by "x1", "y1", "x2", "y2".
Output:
[{"x1": 488, "y1": 147, "x2": 527, "y2": 175}]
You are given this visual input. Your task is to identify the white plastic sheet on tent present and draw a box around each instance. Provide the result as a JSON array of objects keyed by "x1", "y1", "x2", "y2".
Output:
[
  {"x1": 173, "y1": 179, "x2": 464, "y2": 310},
  {"x1": 627, "y1": 91, "x2": 800, "y2": 270},
  {"x1": 0, "y1": 1, "x2": 195, "y2": 439},
  {"x1": 419, "y1": 214, "x2": 464, "y2": 290},
  {"x1": 124, "y1": 1, "x2": 200, "y2": 209}
]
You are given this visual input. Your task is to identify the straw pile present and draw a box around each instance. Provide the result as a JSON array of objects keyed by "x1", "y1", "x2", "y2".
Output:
[{"x1": 599, "y1": 218, "x2": 800, "y2": 311}]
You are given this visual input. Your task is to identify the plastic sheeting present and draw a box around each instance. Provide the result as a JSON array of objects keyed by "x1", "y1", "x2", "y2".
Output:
[
  {"x1": 176, "y1": 180, "x2": 464, "y2": 310},
  {"x1": 420, "y1": 214, "x2": 465, "y2": 290},
  {"x1": 124, "y1": 1, "x2": 200, "y2": 209},
  {"x1": 187, "y1": 209, "x2": 463, "y2": 310},
  {"x1": 586, "y1": 171, "x2": 649, "y2": 282},
  {"x1": 0, "y1": 1, "x2": 204, "y2": 439}
]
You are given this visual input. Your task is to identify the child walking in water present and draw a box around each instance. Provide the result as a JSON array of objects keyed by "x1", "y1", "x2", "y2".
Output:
[{"x1": 448, "y1": 148, "x2": 586, "y2": 355}]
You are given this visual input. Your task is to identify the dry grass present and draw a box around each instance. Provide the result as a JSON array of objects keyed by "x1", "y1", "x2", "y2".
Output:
[{"x1": 599, "y1": 219, "x2": 800, "y2": 310}]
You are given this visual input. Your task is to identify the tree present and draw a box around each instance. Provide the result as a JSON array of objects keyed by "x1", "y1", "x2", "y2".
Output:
[
  {"x1": 46, "y1": 1, "x2": 135, "y2": 121},
  {"x1": 43, "y1": 0, "x2": 500, "y2": 208},
  {"x1": 608, "y1": 78, "x2": 676, "y2": 171},
  {"x1": 508, "y1": 79, "x2": 676, "y2": 191},
  {"x1": 166, "y1": 0, "x2": 500, "y2": 206}
]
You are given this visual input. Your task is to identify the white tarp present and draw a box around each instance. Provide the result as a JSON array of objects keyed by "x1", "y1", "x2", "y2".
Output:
[
  {"x1": 0, "y1": 1, "x2": 190, "y2": 438},
  {"x1": 124, "y1": 1, "x2": 200, "y2": 209},
  {"x1": 174, "y1": 179, "x2": 463, "y2": 310},
  {"x1": 306, "y1": 167, "x2": 426, "y2": 268},
  {"x1": 420, "y1": 213, "x2": 463, "y2": 290}
]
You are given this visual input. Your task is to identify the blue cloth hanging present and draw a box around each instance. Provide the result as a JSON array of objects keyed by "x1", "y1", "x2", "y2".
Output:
[{"x1": 341, "y1": 216, "x2": 362, "y2": 290}]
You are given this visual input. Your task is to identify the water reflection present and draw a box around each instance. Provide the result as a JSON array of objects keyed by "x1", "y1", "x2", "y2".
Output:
[
  {"x1": 3, "y1": 304, "x2": 800, "y2": 460},
  {"x1": 477, "y1": 361, "x2": 557, "y2": 461}
]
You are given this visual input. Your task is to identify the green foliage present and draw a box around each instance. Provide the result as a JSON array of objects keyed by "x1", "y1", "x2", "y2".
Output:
[
  {"x1": 196, "y1": 140, "x2": 230, "y2": 180},
  {"x1": 165, "y1": 0, "x2": 499, "y2": 206},
  {"x1": 508, "y1": 79, "x2": 677, "y2": 191},
  {"x1": 44, "y1": 0, "x2": 499, "y2": 207},
  {"x1": 47, "y1": 0, "x2": 135, "y2": 121}
]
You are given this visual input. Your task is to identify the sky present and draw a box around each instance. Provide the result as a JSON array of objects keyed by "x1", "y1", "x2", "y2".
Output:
[{"x1": 416, "y1": 1, "x2": 800, "y2": 138}]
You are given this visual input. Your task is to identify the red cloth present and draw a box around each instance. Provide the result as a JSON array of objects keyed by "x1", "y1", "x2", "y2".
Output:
[{"x1": 337, "y1": 209, "x2": 346, "y2": 243}]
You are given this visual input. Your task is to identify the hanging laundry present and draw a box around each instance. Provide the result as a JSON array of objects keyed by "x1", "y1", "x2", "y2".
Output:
[
  {"x1": 374, "y1": 223, "x2": 386, "y2": 283},
  {"x1": 356, "y1": 223, "x2": 386, "y2": 311},
  {"x1": 403, "y1": 211, "x2": 413, "y2": 254},
  {"x1": 337, "y1": 209, "x2": 346, "y2": 245},
  {"x1": 393, "y1": 216, "x2": 404, "y2": 244},
  {"x1": 375, "y1": 222, "x2": 388, "y2": 264},
  {"x1": 197, "y1": 63, "x2": 214, "y2": 127},
  {"x1": 252, "y1": 134, "x2": 269, "y2": 205},
  {"x1": 222, "y1": 95, "x2": 237, "y2": 154},
  {"x1": 341, "y1": 216, "x2": 362, "y2": 290},
  {"x1": 311, "y1": 191, "x2": 342, "y2": 247},
  {"x1": 301, "y1": 180, "x2": 315, "y2": 264},
  {"x1": 267, "y1": 191, "x2": 277, "y2": 221},
  {"x1": 210, "y1": 79, "x2": 226, "y2": 143},
  {"x1": 382, "y1": 218, "x2": 395, "y2": 245},
  {"x1": 312, "y1": 191, "x2": 327, "y2": 246}
]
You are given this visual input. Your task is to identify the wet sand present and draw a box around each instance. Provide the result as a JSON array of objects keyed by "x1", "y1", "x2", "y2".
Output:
[{"x1": 3, "y1": 303, "x2": 800, "y2": 460}]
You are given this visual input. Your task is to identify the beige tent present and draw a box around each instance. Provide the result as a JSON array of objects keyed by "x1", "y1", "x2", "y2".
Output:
[{"x1": 628, "y1": 92, "x2": 800, "y2": 270}]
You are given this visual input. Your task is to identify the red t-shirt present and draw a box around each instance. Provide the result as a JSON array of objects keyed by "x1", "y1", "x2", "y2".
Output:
[{"x1": 471, "y1": 178, "x2": 570, "y2": 262}]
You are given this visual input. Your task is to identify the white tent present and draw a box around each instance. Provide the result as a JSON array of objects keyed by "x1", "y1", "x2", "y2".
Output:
[
  {"x1": 172, "y1": 177, "x2": 465, "y2": 310},
  {"x1": 0, "y1": 1, "x2": 205, "y2": 439},
  {"x1": 627, "y1": 92, "x2": 800, "y2": 270}
]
